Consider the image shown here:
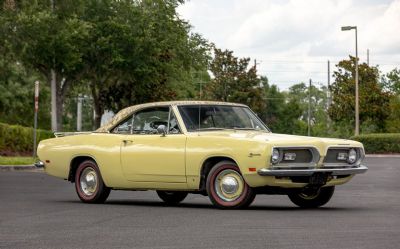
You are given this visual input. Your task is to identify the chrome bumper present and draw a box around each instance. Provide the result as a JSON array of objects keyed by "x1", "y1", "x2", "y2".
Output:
[
  {"x1": 257, "y1": 165, "x2": 368, "y2": 177},
  {"x1": 34, "y1": 161, "x2": 45, "y2": 168}
]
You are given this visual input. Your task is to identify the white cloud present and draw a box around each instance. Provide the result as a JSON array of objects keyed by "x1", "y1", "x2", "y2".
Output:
[{"x1": 178, "y1": 0, "x2": 400, "y2": 90}]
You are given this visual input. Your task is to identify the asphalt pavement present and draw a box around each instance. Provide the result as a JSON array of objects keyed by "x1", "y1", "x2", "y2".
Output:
[{"x1": 1, "y1": 157, "x2": 399, "y2": 249}]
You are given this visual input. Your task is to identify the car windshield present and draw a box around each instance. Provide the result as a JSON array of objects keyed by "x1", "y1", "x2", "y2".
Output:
[{"x1": 177, "y1": 105, "x2": 269, "y2": 132}]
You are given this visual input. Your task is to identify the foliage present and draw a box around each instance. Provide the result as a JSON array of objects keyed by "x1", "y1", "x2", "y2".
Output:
[
  {"x1": 1, "y1": 0, "x2": 210, "y2": 130},
  {"x1": 381, "y1": 68, "x2": 400, "y2": 94},
  {"x1": 80, "y1": 0, "x2": 210, "y2": 127},
  {"x1": 2, "y1": 0, "x2": 91, "y2": 131},
  {"x1": 0, "y1": 59, "x2": 51, "y2": 129},
  {"x1": 0, "y1": 122, "x2": 53, "y2": 156},
  {"x1": 385, "y1": 95, "x2": 400, "y2": 133},
  {"x1": 350, "y1": 133, "x2": 400, "y2": 154},
  {"x1": 329, "y1": 56, "x2": 391, "y2": 133},
  {"x1": 204, "y1": 48, "x2": 265, "y2": 116}
]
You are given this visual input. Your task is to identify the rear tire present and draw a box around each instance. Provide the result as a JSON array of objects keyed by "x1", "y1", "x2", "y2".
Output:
[
  {"x1": 156, "y1": 191, "x2": 188, "y2": 205},
  {"x1": 75, "y1": 160, "x2": 110, "y2": 203},
  {"x1": 206, "y1": 161, "x2": 255, "y2": 209},
  {"x1": 288, "y1": 186, "x2": 335, "y2": 208}
]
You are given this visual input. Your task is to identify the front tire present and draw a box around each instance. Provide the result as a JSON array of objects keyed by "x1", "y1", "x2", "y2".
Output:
[
  {"x1": 288, "y1": 186, "x2": 335, "y2": 208},
  {"x1": 75, "y1": 160, "x2": 110, "y2": 203},
  {"x1": 206, "y1": 161, "x2": 255, "y2": 209},
  {"x1": 156, "y1": 191, "x2": 188, "y2": 205}
]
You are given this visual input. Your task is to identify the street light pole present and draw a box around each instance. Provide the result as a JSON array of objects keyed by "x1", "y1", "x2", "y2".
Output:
[{"x1": 341, "y1": 26, "x2": 359, "y2": 136}]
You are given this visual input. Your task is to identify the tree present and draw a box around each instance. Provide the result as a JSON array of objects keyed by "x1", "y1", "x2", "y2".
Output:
[
  {"x1": 2, "y1": 0, "x2": 210, "y2": 130},
  {"x1": 286, "y1": 82, "x2": 330, "y2": 136},
  {"x1": 3, "y1": 0, "x2": 89, "y2": 131},
  {"x1": 0, "y1": 2, "x2": 51, "y2": 129},
  {"x1": 328, "y1": 56, "x2": 391, "y2": 133},
  {"x1": 382, "y1": 68, "x2": 400, "y2": 132},
  {"x1": 77, "y1": 0, "x2": 210, "y2": 128},
  {"x1": 381, "y1": 68, "x2": 400, "y2": 94},
  {"x1": 204, "y1": 48, "x2": 265, "y2": 116}
]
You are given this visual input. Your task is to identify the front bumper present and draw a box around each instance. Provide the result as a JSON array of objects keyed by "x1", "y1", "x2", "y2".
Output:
[{"x1": 257, "y1": 165, "x2": 368, "y2": 177}]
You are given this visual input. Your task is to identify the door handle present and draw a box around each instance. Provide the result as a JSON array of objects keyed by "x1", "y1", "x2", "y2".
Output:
[{"x1": 122, "y1": 139, "x2": 133, "y2": 145}]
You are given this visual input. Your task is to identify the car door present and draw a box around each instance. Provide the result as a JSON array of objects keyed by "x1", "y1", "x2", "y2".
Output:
[{"x1": 119, "y1": 106, "x2": 187, "y2": 183}]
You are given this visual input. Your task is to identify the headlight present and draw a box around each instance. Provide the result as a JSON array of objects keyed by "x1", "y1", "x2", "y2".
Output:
[
  {"x1": 271, "y1": 148, "x2": 281, "y2": 164},
  {"x1": 347, "y1": 148, "x2": 357, "y2": 164}
]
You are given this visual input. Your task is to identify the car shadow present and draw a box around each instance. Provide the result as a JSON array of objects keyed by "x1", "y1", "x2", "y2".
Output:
[{"x1": 54, "y1": 199, "x2": 365, "y2": 211}]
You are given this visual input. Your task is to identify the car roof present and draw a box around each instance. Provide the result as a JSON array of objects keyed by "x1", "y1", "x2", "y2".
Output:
[{"x1": 96, "y1": 100, "x2": 247, "y2": 132}]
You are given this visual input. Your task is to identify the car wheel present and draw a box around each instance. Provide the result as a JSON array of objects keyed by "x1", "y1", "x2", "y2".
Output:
[
  {"x1": 206, "y1": 161, "x2": 255, "y2": 209},
  {"x1": 75, "y1": 160, "x2": 110, "y2": 203},
  {"x1": 156, "y1": 191, "x2": 188, "y2": 205},
  {"x1": 288, "y1": 186, "x2": 335, "y2": 208}
]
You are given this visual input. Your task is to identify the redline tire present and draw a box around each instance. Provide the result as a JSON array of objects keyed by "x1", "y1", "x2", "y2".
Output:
[
  {"x1": 156, "y1": 191, "x2": 188, "y2": 205},
  {"x1": 74, "y1": 160, "x2": 110, "y2": 203},
  {"x1": 288, "y1": 186, "x2": 335, "y2": 208},
  {"x1": 206, "y1": 161, "x2": 255, "y2": 209}
]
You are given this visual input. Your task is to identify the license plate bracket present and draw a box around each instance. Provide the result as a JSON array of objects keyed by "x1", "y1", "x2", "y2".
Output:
[{"x1": 309, "y1": 172, "x2": 329, "y2": 185}]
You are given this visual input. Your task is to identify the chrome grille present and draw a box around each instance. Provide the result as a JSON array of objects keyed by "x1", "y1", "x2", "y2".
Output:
[
  {"x1": 281, "y1": 149, "x2": 313, "y2": 163},
  {"x1": 271, "y1": 147, "x2": 319, "y2": 169},
  {"x1": 324, "y1": 148, "x2": 350, "y2": 164},
  {"x1": 323, "y1": 147, "x2": 363, "y2": 167}
]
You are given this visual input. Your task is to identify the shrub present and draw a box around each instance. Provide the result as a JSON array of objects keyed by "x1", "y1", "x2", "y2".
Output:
[
  {"x1": 0, "y1": 123, "x2": 54, "y2": 156},
  {"x1": 350, "y1": 133, "x2": 400, "y2": 154}
]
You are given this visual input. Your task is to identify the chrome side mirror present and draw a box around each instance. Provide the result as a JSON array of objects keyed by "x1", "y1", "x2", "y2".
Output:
[{"x1": 157, "y1": 124, "x2": 167, "y2": 136}]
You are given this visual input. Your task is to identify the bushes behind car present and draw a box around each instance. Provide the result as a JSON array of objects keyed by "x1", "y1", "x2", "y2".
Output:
[
  {"x1": 0, "y1": 123, "x2": 54, "y2": 156},
  {"x1": 350, "y1": 133, "x2": 400, "y2": 154}
]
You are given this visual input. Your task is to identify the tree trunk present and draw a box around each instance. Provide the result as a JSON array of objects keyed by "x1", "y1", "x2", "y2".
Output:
[
  {"x1": 50, "y1": 69, "x2": 58, "y2": 132},
  {"x1": 90, "y1": 81, "x2": 103, "y2": 130},
  {"x1": 56, "y1": 86, "x2": 64, "y2": 132}
]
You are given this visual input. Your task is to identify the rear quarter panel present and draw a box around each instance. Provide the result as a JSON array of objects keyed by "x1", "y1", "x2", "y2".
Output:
[{"x1": 37, "y1": 133, "x2": 130, "y2": 187}]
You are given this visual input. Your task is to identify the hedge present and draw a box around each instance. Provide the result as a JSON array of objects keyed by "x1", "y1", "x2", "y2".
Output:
[
  {"x1": 350, "y1": 133, "x2": 400, "y2": 154},
  {"x1": 0, "y1": 123, "x2": 54, "y2": 156}
]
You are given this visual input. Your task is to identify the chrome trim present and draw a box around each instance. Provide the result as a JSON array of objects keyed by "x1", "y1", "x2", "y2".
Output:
[
  {"x1": 323, "y1": 146, "x2": 365, "y2": 168},
  {"x1": 258, "y1": 165, "x2": 368, "y2": 176},
  {"x1": 270, "y1": 146, "x2": 320, "y2": 168}
]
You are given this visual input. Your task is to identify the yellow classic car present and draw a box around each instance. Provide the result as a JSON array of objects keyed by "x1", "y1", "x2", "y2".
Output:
[{"x1": 37, "y1": 101, "x2": 368, "y2": 209}]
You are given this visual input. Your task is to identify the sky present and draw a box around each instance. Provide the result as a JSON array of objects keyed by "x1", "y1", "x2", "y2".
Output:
[{"x1": 177, "y1": 0, "x2": 400, "y2": 90}]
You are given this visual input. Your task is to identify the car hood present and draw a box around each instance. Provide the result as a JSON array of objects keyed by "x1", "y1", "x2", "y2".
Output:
[{"x1": 196, "y1": 131, "x2": 361, "y2": 147}]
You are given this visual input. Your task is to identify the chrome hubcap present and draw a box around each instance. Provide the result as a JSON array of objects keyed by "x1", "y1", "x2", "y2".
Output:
[
  {"x1": 214, "y1": 169, "x2": 244, "y2": 202},
  {"x1": 221, "y1": 176, "x2": 239, "y2": 194},
  {"x1": 80, "y1": 167, "x2": 98, "y2": 196}
]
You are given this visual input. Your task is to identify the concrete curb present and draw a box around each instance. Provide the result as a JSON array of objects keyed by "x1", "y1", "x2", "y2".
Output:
[
  {"x1": 0, "y1": 165, "x2": 43, "y2": 172},
  {"x1": 365, "y1": 154, "x2": 400, "y2": 158}
]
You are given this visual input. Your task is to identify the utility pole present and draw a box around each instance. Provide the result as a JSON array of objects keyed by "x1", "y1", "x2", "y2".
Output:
[
  {"x1": 355, "y1": 28, "x2": 359, "y2": 136},
  {"x1": 341, "y1": 25, "x2": 359, "y2": 136},
  {"x1": 77, "y1": 95, "x2": 83, "y2": 131},
  {"x1": 367, "y1": 49, "x2": 370, "y2": 66},
  {"x1": 33, "y1": 81, "x2": 39, "y2": 158},
  {"x1": 327, "y1": 60, "x2": 331, "y2": 106},
  {"x1": 308, "y1": 79, "x2": 312, "y2": 136}
]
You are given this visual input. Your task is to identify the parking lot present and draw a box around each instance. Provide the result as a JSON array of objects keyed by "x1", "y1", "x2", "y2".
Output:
[{"x1": 1, "y1": 156, "x2": 399, "y2": 249}]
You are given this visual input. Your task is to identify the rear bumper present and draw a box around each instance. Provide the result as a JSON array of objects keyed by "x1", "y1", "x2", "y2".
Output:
[{"x1": 257, "y1": 165, "x2": 368, "y2": 177}]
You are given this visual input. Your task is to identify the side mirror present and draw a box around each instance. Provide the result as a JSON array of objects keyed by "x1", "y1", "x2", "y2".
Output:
[{"x1": 157, "y1": 124, "x2": 167, "y2": 136}]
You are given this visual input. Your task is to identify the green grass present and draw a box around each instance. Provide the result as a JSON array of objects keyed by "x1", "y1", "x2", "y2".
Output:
[{"x1": 0, "y1": 156, "x2": 36, "y2": 166}]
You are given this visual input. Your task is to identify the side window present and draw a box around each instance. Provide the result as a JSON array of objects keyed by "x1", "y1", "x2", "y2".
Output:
[
  {"x1": 132, "y1": 107, "x2": 170, "y2": 134},
  {"x1": 112, "y1": 116, "x2": 133, "y2": 134}
]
